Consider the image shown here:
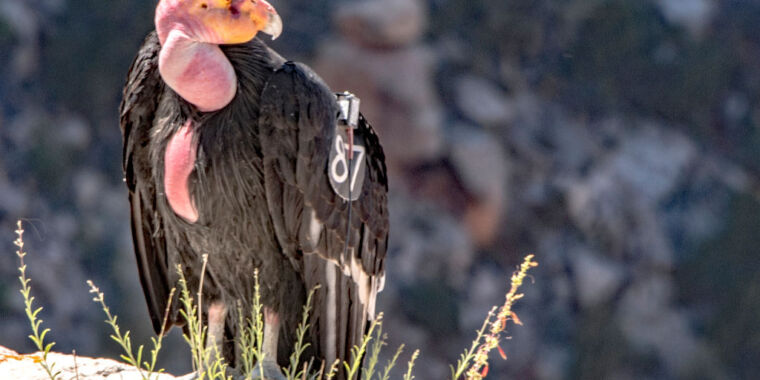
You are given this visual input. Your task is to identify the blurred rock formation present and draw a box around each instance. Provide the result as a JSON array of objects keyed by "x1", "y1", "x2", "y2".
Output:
[{"x1": 314, "y1": 0, "x2": 443, "y2": 170}]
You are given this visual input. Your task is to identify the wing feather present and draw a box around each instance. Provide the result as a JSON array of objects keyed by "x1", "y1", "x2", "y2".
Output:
[
  {"x1": 119, "y1": 32, "x2": 174, "y2": 334},
  {"x1": 257, "y1": 61, "x2": 388, "y2": 370}
]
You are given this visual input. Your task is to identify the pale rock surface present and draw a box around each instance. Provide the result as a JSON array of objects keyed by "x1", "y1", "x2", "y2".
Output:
[
  {"x1": 454, "y1": 75, "x2": 515, "y2": 127},
  {"x1": 571, "y1": 247, "x2": 625, "y2": 308},
  {"x1": 616, "y1": 276, "x2": 716, "y2": 376},
  {"x1": 57, "y1": 115, "x2": 92, "y2": 151},
  {"x1": 0, "y1": 0, "x2": 40, "y2": 81},
  {"x1": 0, "y1": 177, "x2": 28, "y2": 215},
  {"x1": 656, "y1": 0, "x2": 715, "y2": 38},
  {"x1": 387, "y1": 194, "x2": 474, "y2": 288},
  {"x1": 607, "y1": 124, "x2": 696, "y2": 205},
  {"x1": 448, "y1": 125, "x2": 509, "y2": 246},
  {"x1": 458, "y1": 265, "x2": 506, "y2": 331},
  {"x1": 566, "y1": 124, "x2": 695, "y2": 265},
  {"x1": 0, "y1": 345, "x2": 178, "y2": 380}
]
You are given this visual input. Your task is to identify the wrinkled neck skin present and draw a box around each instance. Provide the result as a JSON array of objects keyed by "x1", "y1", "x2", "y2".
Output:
[{"x1": 156, "y1": 0, "x2": 237, "y2": 112}]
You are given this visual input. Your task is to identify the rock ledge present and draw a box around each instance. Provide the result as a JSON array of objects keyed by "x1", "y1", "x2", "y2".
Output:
[{"x1": 0, "y1": 345, "x2": 177, "y2": 380}]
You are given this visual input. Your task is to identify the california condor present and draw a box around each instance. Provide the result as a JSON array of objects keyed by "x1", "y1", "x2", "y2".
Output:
[{"x1": 119, "y1": 0, "x2": 388, "y2": 378}]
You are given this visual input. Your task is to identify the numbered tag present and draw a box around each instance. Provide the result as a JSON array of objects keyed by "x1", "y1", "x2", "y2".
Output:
[{"x1": 329, "y1": 127, "x2": 366, "y2": 201}]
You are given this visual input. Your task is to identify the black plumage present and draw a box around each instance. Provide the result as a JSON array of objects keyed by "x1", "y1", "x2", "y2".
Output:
[{"x1": 119, "y1": 31, "x2": 388, "y2": 375}]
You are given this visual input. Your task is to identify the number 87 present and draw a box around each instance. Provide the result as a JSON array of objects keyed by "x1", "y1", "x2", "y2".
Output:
[{"x1": 330, "y1": 134, "x2": 365, "y2": 192}]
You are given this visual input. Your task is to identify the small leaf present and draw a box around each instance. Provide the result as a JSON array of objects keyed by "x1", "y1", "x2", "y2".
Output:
[
  {"x1": 481, "y1": 364, "x2": 489, "y2": 377},
  {"x1": 497, "y1": 345, "x2": 507, "y2": 360},
  {"x1": 511, "y1": 312, "x2": 523, "y2": 326}
]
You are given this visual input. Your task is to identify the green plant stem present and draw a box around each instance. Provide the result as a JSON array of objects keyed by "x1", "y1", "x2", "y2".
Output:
[
  {"x1": 286, "y1": 285, "x2": 320, "y2": 380},
  {"x1": 324, "y1": 359, "x2": 340, "y2": 380},
  {"x1": 177, "y1": 264, "x2": 207, "y2": 379},
  {"x1": 344, "y1": 313, "x2": 383, "y2": 380},
  {"x1": 87, "y1": 280, "x2": 149, "y2": 380},
  {"x1": 379, "y1": 344, "x2": 405, "y2": 380},
  {"x1": 16, "y1": 221, "x2": 60, "y2": 380},
  {"x1": 146, "y1": 287, "x2": 175, "y2": 375},
  {"x1": 449, "y1": 308, "x2": 495, "y2": 380},
  {"x1": 362, "y1": 321, "x2": 387, "y2": 379},
  {"x1": 464, "y1": 254, "x2": 538, "y2": 380},
  {"x1": 403, "y1": 349, "x2": 420, "y2": 380}
]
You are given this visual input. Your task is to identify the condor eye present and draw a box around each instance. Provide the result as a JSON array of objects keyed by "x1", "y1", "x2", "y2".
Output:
[{"x1": 200, "y1": 3, "x2": 208, "y2": 9}]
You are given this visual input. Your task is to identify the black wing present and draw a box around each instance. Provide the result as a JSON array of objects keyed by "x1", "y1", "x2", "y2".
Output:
[
  {"x1": 119, "y1": 32, "x2": 174, "y2": 334},
  {"x1": 258, "y1": 62, "x2": 389, "y2": 367}
]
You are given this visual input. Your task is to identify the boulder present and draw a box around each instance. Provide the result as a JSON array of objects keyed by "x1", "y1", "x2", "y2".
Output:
[
  {"x1": 448, "y1": 125, "x2": 510, "y2": 246},
  {"x1": 571, "y1": 247, "x2": 625, "y2": 308},
  {"x1": 314, "y1": 40, "x2": 444, "y2": 168},
  {"x1": 0, "y1": 345, "x2": 177, "y2": 380},
  {"x1": 333, "y1": 0, "x2": 426, "y2": 48},
  {"x1": 454, "y1": 75, "x2": 515, "y2": 127}
]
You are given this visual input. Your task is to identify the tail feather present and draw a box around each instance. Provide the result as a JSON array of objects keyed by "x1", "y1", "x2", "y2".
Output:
[{"x1": 303, "y1": 252, "x2": 374, "y2": 380}]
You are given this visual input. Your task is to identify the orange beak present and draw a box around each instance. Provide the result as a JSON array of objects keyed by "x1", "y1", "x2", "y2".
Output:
[{"x1": 186, "y1": 0, "x2": 282, "y2": 44}]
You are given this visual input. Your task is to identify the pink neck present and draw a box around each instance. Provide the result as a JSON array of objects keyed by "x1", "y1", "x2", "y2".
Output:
[
  {"x1": 164, "y1": 120, "x2": 199, "y2": 223},
  {"x1": 156, "y1": 2, "x2": 237, "y2": 112}
]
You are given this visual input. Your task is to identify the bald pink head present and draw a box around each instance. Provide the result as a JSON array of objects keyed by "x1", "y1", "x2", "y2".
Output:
[{"x1": 155, "y1": 0, "x2": 282, "y2": 112}]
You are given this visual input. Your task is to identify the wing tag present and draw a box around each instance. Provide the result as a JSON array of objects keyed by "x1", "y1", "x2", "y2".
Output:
[{"x1": 329, "y1": 92, "x2": 366, "y2": 201}]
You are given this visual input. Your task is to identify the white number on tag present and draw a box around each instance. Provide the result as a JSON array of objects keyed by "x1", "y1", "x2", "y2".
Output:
[{"x1": 330, "y1": 134, "x2": 365, "y2": 193}]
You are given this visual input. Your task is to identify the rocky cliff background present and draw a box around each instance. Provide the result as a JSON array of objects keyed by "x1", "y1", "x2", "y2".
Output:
[{"x1": 2, "y1": 0, "x2": 759, "y2": 379}]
